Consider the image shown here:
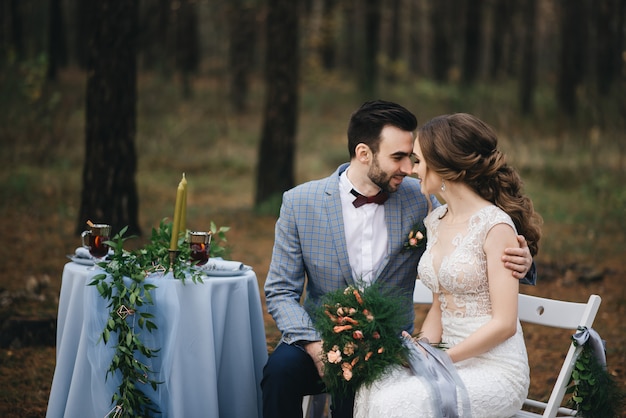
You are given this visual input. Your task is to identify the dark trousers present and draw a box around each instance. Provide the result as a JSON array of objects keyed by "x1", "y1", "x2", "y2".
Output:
[{"x1": 261, "y1": 342, "x2": 355, "y2": 418}]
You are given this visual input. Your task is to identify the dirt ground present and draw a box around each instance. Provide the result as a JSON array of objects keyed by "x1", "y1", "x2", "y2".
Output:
[{"x1": 0, "y1": 206, "x2": 625, "y2": 417}]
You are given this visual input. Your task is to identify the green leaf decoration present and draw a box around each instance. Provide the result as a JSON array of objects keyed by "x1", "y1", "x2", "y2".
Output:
[
  {"x1": 566, "y1": 338, "x2": 626, "y2": 417},
  {"x1": 86, "y1": 219, "x2": 230, "y2": 417}
]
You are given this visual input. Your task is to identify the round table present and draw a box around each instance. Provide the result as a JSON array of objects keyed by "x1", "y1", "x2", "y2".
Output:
[{"x1": 46, "y1": 262, "x2": 267, "y2": 418}]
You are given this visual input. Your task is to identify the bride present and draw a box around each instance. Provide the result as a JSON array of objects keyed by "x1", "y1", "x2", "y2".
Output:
[{"x1": 355, "y1": 113, "x2": 542, "y2": 418}]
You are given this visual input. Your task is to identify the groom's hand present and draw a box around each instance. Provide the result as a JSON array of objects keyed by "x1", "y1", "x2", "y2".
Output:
[
  {"x1": 305, "y1": 341, "x2": 325, "y2": 378},
  {"x1": 502, "y1": 235, "x2": 532, "y2": 279}
]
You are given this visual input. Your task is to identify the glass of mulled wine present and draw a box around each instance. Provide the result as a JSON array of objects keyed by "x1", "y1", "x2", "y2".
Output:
[
  {"x1": 189, "y1": 231, "x2": 212, "y2": 266},
  {"x1": 81, "y1": 223, "x2": 112, "y2": 260}
]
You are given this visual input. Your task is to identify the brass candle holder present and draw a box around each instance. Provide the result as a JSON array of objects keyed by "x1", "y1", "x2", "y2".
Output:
[{"x1": 168, "y1": 249, "x2": 180, "y2": 270}]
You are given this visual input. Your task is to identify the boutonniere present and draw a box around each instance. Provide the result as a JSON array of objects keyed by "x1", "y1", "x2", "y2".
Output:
[{"x1": 404, "y1": 223, "x2": 426, "y2": 251}]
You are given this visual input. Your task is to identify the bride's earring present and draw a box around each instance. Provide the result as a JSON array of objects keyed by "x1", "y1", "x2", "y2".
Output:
[{"x1": 440, "y1": 180, "x2": 446, "y2": 192}]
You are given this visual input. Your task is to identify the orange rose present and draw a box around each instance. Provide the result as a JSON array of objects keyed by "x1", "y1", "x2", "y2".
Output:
[
  {"x1": 327, "y1": 346, "x2": 342, "y2": 364},
  {"x1": 343, "y1": 342, "x2": 356, "y2": 356},
  {"x1": 341, "y1": 362, "x2": 353, "y2": 381}
]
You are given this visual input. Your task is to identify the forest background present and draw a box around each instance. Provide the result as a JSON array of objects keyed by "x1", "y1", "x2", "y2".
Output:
[{"x1": 0, "y1": 0, "x2": 625, "y2": 417}]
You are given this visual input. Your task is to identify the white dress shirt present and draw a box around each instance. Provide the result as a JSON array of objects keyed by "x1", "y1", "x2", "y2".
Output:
[{"x1": 339, "y1": 168, "x2": 388, "y2": 285}]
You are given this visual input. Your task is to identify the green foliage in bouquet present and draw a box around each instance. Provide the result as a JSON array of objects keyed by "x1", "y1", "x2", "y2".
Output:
[
  {"x1": 88, "y1": 220, "x2": 230, "y2": 417},
  {"x1": 315, "y1": 284, "x2": 409, "y2": 397},
  {"x1": 567, "y1": 342, "x2": 625, "y2": 417}
]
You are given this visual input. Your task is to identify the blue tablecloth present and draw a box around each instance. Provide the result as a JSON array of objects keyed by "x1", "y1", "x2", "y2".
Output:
[{"x1": 46, "y1": 262, "x2": 268, "y2": 418}]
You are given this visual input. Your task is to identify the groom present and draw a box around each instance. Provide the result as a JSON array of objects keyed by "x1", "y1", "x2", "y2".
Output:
[{"x1": 261, "y1": 100, "x2": 534, "y2": 418}]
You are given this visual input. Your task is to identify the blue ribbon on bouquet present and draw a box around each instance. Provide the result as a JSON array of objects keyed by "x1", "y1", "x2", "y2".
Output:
[
  {"x1": 401, "y1": 333, "x2": 471, "y2": 418},
  {"x1": 572, "y1": 326, "x2": 606, "y2": 367}
]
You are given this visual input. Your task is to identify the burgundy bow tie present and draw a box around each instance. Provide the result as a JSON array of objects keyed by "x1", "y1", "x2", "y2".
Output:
[{"x1": 350, "y1": 189, "x2": 389, "y2": 208}]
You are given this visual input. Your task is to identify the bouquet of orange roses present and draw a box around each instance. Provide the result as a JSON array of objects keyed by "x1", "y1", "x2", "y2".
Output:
[{"x1": 315, "y1": 284, "x2": 409, "y2": 397}]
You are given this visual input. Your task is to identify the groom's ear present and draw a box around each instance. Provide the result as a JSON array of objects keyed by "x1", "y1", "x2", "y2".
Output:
[{"x1": 355, "y1": 143, "x2": 371, "y2": 163}]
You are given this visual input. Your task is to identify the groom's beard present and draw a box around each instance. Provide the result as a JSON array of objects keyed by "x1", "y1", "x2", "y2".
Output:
[{"x1": 368, "y1": 156, "x2": 405, "y2": 193}]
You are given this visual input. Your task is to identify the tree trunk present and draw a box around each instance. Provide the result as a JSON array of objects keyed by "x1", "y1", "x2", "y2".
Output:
[
  {"x1": 385, "y1": 0, "x2": 401, "y2": 83},
  {"x1": 9, "y1": 0, "x2": 23, "y2": 61},
  {"x1": 46, "y1": 0, "x2": 67, "y2": 81},
  {"x1": 556, "y1": 0, "x2": 586, "y2": 117},
  {"x1": 359, "y1": 0, "x2": 381, "y2": 98},
  {"x1": 594, "y1": 0, "x2": 621, "y2": 96},
  {"x1": 228, "y1": 0, "x2": 257, "y2": 113},
  {"x1": 78, "y1": 0, "x2": 141, "y2": 236},
  {"x1": 489, "y1": 0, "x2": 512, "y2": 80},
  {"x1": 519, "y1": 0, "x2": 537, "y2": 115},
  {"x1": 255, "y1": 0, "x2": 299, "y2": 209},
  {"x1": 74, "y1": 1, "x2": 95, "y2": 69},
  {"x1": 431, "y1": 0, "x2": 452, "y2": 83},
  {"x1": 404, "y1": 1, "x2": 432, "y2": 77},
  {"x1": 175, "y1": 0, "x2": 200, "y2": 99},
  {"x1": 339, "y1": 0, "x2": 357, "y2": 72},
  {"x1": 319, "y1": 0, "x2": 338, "y2": 71},
  {"x1": 138, "y1": 0, "x2": 171, "y2": 74},
  {"x1": 462, "y1": 0, "x2": 483, "y2": 84}
]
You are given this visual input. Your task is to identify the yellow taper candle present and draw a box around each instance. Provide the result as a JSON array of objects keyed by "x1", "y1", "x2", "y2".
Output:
[
  {"x1": 169, "y1": 174, "x2": 186, "y2": 251},
  {"x1": 179, "y1": 174, "x2": 187, "y2": 234}
]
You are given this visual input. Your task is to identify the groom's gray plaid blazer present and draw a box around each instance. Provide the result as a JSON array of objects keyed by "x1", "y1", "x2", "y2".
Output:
[{"x1": 265, "y1": 163, "x2": 436, "y2": 345}]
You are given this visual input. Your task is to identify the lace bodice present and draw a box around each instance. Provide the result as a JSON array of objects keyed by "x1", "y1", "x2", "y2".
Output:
[
  {"x1": 355, "y1": 204, "x2": 529, "y2": 418},
  {"x1": 418, "y1": 204, "x2": 517, "y2": 318}
]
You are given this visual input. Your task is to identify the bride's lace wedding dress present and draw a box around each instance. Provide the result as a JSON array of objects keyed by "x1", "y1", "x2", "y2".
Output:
[{"x1": 355, "y1": 205, "x2": 529, "y2": 418}]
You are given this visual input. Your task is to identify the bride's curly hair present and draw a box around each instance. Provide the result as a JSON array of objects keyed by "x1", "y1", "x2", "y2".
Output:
[{"x1": 417, "y1": 113, "x2": 542, "y2": 256}]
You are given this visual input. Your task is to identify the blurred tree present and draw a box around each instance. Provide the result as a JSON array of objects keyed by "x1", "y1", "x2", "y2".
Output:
[
  {"x1": 255, "y1": 0, "x2": 299, "y2": 210},
  {"x1": 556, "y1": 0, "x2": 586, "y2": 117},
  {"x1": 0, "y1": 1, "x2": 10, "y2": 62},
  {"x1": 519, "y1": 0, "x2": 537, "y2": 115},
  {"x1": 74, "y1": 1, "x2": 94, "y2": 69},
  {"x1": 359, "y1": 0, "x2": 381, "y2": 98},
  {"x1": 319, "y1": 0, "x2": 338, "y2": 71},
  {"x1": 8, "y1": 0, "x2": 24, "y2": 61},
  {"x1": 46, "y1": 0, "x2": 67, "y2": 81},
  {"x1": 138, "y1": 0, "x2": 172, "y2": 75},
  {"x1": 228, "y1": 0, "x2": 258, "y2": 113},
  {"x1": 489, "y1": 0, "x2": 512, "y2": 80},
  {"x1": 410, "y1": 0, "x2": 430, "y2": 77},
  {"x1": 78, "y1": 0, "x2": 141, "y2": 236},
  {"x1": 340, "y1": 0, "x2": 357, "y2": 72},
  {"x1": 594, "y1": 0, "x2": 623, "y2": 96},
  {"x1": 462, "y1": 0, "x2": 483, "y2": 84},
  {"x1": 431, "y1": 0, "x2": 452, "y2": 82},
  {"x1": 384, "y1": 0, "x2": 401, "y2": 83},
  {"x1": 174, "y1": 0, "x2": 199, "y2": 98}
]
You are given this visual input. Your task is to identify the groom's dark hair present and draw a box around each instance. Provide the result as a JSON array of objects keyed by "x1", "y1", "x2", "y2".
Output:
[{"x1": 347, "y1": 100, "x2": 418, "y2": 158}]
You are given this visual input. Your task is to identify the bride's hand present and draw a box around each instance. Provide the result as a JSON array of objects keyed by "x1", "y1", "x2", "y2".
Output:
[{"x1": 402, "y1": 331, "x2": 430, "y2": 356}]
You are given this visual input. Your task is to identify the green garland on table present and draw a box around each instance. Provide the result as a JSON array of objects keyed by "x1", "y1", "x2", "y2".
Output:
[
  {"x1": 88, "y1": 219, "x2": 230, "y2": 417},
  {"x1": 566, "y1": 338, "x2": 625, "y2": 417},
  {"x1": 314, "y1": 284, "x2": 409, "y2": 398}
]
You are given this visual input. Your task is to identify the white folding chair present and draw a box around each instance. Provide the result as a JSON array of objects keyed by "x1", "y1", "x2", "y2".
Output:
[
  {"x1": 413, "y1": 278, "x2": 433, "y2": 304},
  {"x1": 302, "y1": 393, "x2": 328, "y2": 418},
  {"x1": 412, "y1": 280, "x2": 602, "y2": 418},
  {"x1": 514, "y1": 293, "x2": 602, "y2": 417},
  {"x1": 302, "y1": 395, "x2": 311, "y2": 417}
]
